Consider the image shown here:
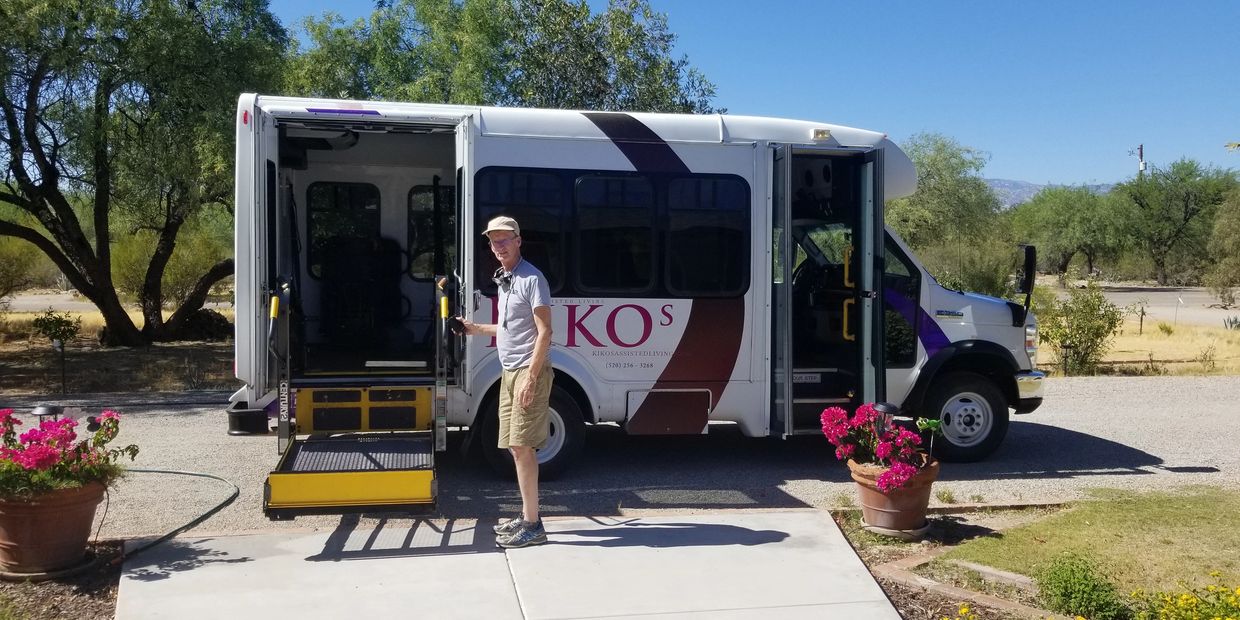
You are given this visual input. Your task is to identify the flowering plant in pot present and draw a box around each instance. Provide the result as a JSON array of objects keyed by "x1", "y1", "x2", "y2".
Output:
[
  {"x1": 0, "y1": 408, "x2": 139, "y2": 573},
  {"x1": 821, "y1": 402, "x2": 941, "y2": 532}
]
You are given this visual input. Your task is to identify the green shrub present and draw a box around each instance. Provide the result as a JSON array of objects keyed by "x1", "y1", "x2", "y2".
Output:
[
  {"x1": 1129, "y1": 572, "x2": 1240, "y2": 620},
  {"x1": 1038, "y1": 279, "x2": 1125, "y2": 375},
  {"x1": 1157, "y1": 322, "x2": 1174, "y2": 336},
  {"x1": 110, "y1": 225, "x2": 230, "y2": 307},
  {"x1": 0, "y1": 237, "x2": 37, "y2": 311},
  {"x1": 1224, "y1": 316, "x2": 1240, "y2": 331},
  {"x1": 919, "y1": 238, "x2": 1018, "y2": 299},
  {"x1": 1037, "y1": 552, "x2": 1132, "y2": 620},
  {"x1": 30, "y1": 307, "x2": 81, "y2": 346}
]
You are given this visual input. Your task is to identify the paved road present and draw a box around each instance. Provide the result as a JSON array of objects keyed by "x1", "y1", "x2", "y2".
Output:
[
  {"x1": 2, "y1": 292, "x2": 229, "y2": 313},
  {"x1": 6, "y1": 286, "x2": 1231, "y2": 327},
  {"x1": 1094, "y1": 284, "x2": 1232, "y2": 329},
  {"x1": 4, "y1": 375, "x2": 1236, "y2": 539}
]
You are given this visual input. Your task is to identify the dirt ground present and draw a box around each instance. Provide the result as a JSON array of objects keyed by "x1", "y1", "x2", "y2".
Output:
[{"x1": 0, "y1": 340, "x2": 234, "y2": 395}]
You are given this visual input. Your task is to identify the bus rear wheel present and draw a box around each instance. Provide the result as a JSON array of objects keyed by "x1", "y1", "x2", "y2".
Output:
[
  {"x1": 922, "y1": 372, "x2": 1009, "y2": 463},
  {"x1": 481, "y1": 385, "x2": 586, "y2": 480}
]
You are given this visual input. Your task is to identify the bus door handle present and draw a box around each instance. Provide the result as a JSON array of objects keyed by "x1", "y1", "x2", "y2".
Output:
[
  {"x1": 842, "y1": 299, "x2": 855, "y2": 342},
  {"x1": 859, "y1": 290, "x2": 877, "y2": 299}
]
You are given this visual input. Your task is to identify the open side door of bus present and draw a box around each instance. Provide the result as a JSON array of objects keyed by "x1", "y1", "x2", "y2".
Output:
[
  {"x1": 771, "y1": 145, "x2": 795, "y2": 438},
  {"x1": 857, "y1": 148, "x2": 886, "y2": 404}
]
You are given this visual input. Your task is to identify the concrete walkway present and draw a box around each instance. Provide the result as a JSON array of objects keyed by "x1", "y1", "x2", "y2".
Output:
[{"x1": 116, "y1": 511, "x2": 899, "y2": 619}]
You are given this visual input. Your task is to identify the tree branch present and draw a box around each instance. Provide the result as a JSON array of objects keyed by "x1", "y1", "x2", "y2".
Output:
[
  {"x1": 23, "y1": 54, "x2": 58, "y2": 182},
  {"x1": 0, "y1": 219, "x2": 94, "y2": 296},
  {"x1": 93, "y1": 74, "x2": 114, "y2": 271},
  {"x1": 160, "y1": 258, "x2": 235, "y2": 339}
]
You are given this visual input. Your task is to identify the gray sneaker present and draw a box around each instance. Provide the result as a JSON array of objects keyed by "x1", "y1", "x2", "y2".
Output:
[
  {"x1": 497, "y1": 520, "x2": 547, "y2": 548},
  {"x1": 493, "y1": 517, "x2": 524, "y2": 535}
]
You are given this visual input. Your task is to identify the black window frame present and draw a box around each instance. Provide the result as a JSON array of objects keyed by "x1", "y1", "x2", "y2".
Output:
[
  {"x1": 882, "y1": 233, "x2": 921, "y2": 368},
  {"x1": 305, "y1": 181, "x2": 382, "y2": 281},
  {"x1": 407, "y1": 183, "x2": 456, "y2": 282},
  {"x1": 572, "y1": 173, "x2": 657, "y2": 295},
  {"x1": 663, "y1": 175, "x2": 751, "y2": 298},
  {"x1": 474, "y1": 168, "x2": 567, "y2": 296},
  {"x1": 473, "y1": 166, "x2": 752, "y2": 300}
]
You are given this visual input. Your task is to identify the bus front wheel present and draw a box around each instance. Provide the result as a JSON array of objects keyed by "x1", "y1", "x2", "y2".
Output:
[
  {"x1": 480, "y1": 385, "x2": 586, "y2": 480},
  {"x1": 922, "y1": 372, "x2": 1009, "y2": 463}
]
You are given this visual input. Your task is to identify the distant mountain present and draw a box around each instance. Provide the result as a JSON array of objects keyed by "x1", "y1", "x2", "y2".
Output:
[{"x1": 985, "y1": 179, "x2": 1114, "y2": 209}]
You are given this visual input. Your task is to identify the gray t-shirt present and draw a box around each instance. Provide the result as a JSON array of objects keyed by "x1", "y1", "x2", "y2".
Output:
[{"x1": 497, "y1": 258, "x2": 551, "y2": 370}]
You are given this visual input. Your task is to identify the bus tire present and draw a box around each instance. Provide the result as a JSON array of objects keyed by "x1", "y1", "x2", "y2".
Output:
[
  {"x1": 922, "y1": 372, "x2": 1008, "y2": 463},
  {"x1": 480, "y1": 385, "x2": 586, "y2": 481}
]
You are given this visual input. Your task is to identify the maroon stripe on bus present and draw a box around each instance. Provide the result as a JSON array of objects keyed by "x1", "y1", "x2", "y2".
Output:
[{"x1": 626, "y1": 298, "x2": 746, "y2": 434}]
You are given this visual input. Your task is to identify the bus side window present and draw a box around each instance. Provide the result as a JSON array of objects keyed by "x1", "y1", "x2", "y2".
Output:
[
  {"x1": 665, "y1": 176, "x2": 750, "y2": 298},
  {"x1": 883, "y1": 235, "x2": 919, "y2": 367}
]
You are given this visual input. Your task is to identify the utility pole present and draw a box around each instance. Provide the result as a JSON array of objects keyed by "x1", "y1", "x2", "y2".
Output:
[{"x1": 1130, "y1": 144, "x2": 1147, "y2": 177}]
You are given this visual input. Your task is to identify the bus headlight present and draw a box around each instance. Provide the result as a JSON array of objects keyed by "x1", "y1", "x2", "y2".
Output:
[{"x1": 1025, "y1": 324, "x2": 1038, "y2": 368}]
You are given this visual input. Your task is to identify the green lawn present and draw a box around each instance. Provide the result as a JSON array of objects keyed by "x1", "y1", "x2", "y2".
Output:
[{"x1": 938, "y1": 486, "x2": 1240, "y2": 594}]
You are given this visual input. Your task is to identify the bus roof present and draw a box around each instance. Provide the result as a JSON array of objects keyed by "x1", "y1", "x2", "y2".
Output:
[{"x1": 250, "y1": 94, "x2": 917, "y2": 199}]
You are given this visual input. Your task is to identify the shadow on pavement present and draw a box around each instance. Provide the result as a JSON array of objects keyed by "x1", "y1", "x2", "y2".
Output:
[
  {"x1": 122, "y1": 538, "x2": 254, "y2": 582},
  {"x1": 552, "y1": 519, "x2": 789, "y2": 548},
  {"x1": 306, "y1": 515, "x2": 503, "y2": 561}
]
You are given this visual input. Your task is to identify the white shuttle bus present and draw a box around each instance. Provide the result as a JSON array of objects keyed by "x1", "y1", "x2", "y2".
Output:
[{"x1": 230, "y1": 94, "x2": 1045, "y2": 518}]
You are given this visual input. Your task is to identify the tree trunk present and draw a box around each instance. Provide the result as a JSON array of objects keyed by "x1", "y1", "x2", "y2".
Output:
[
  {"x1": 1055, "y1": 253, "x2": 1073, "y2": 275},
  {"x1": 139, "y1": 204, "x2": 186, "y2": 337},
  {"x1": 154, "y1": 258, "x2": 235, "y2": 341}
]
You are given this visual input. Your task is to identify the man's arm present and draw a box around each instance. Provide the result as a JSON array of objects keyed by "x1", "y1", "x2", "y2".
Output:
[
  {"x1": 527, "y1": 305, "x2": 553, "y2": 377},
  {"x1": 519, "y1": 305, "x2": 553, "y2": 408}
]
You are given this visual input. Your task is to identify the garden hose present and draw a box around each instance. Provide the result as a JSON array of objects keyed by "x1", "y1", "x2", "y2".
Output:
[{"x1": 104, "y1": 468, "x2": 241, "y2": 566}]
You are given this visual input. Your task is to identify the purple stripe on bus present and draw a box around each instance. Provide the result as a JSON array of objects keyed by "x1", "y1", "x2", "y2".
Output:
[
  {"x1": 884, "y1": 287, "x2": 951, "y2": 358},
  {"x1": 304, "y1": 108, "x2": 382, "y2": 115}
]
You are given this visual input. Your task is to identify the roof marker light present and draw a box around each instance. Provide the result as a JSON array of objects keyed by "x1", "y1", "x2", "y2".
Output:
[
  {"x1": 242, "y1": 110, "x2": 249, "y2": 125},
  {"x1": 812, "y1": 128, "x2": 831, "y2": 141}
]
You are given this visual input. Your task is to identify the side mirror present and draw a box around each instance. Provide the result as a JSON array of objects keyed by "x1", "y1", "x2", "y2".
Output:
[{"x1": 1016, "y1": 245, "x2": 1037, "y2": 294}]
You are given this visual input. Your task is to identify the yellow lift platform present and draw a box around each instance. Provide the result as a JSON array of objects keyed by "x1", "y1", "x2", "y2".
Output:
[
  {"x1": 262, "y1": 287, "x2": 453, "y2": 520},
  {"x1": 264, "y1": 385, "x2": 440, "y2": 520}
]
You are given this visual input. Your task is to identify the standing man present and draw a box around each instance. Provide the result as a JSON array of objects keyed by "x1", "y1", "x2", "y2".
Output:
[{"x1": 458, "y1": 216, "x2": 554, "y2": 548}]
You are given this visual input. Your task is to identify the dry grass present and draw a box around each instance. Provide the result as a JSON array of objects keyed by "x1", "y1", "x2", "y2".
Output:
[
  {"x1": 1041, "y1": 318, "x2": 1240, "y2": 376},
  {"x1": 937, "y1": 487, "x2": 1240, "y2": 594},
  {"x1": 0, "y1": 308, "x2": 236, "y2": 395}
]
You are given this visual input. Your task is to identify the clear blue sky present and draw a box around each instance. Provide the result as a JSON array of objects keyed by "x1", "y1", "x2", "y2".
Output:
[{"x1": 268, "y1": 0, "x2": 1239, "y2": 186}]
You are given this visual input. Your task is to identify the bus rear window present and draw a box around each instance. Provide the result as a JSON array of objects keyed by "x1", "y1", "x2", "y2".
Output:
[{"x1": 306, "y1": 182, "x2": 381, "y2": 279}]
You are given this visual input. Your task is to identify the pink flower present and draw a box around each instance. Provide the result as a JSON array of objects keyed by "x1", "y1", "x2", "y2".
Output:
[
  {"x1": 0, "y1": 409, "x2": 19, "y2": 428},
  {"x1": 850, "y1": 403, "x2": 877, "y2": 427},
  {"x1": 895, "y1": 428, "x2": 922, "y2": 446},
  {"x1": 13, "y1": 444, "x2": 62, "y2": 470},
  {"x1": 876, "y1": 461, "x2": 918, "y2": 492},
  {"x1": 98, "y1": 410, "x2": 121, "y2": 423},
  {"x1": 821, "y1": 402, "x2": 937, "y2": 491},
  {"x1": 19, "y1": 418, "x2": 77, "y2": 447},
  {"x1": 875, "y1": 441, "x2": 893, "y2": 460}
]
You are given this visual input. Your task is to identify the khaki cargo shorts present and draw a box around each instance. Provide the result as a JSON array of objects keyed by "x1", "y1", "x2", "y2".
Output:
[{"x1": 497, "y1": 363, "x2": 553, "y2": 450}]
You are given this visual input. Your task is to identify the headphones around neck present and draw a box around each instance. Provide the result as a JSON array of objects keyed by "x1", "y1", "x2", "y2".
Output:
[{"x1": 493, "y1": 267, "x2": 512, "y2": 288}]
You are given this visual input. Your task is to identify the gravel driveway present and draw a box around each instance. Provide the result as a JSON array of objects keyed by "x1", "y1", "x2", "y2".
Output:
[{"x1": 5, "y1": 375, "x2": 1238, "y2": 540}]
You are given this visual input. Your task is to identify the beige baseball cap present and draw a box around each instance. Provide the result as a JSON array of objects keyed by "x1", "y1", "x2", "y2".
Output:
[{"x1": 482, "y1": 216, "x2": 520, "y2": 237}]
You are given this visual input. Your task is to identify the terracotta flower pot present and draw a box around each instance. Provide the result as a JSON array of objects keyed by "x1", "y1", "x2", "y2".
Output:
[
  {"x1": 847, "y1": 458, "x2": 939, "y2": 531},
  {"x1": 0, "y1": 482, "x2": 106, "y2": 573}
]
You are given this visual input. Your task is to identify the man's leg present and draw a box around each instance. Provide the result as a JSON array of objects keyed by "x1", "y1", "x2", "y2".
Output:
[{"x1": 511, "y1": 445, "x2": 539, "y2": 523}]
